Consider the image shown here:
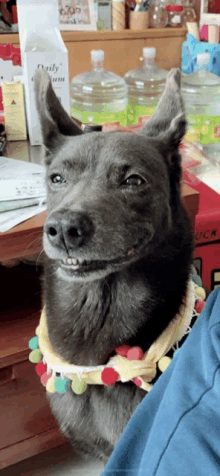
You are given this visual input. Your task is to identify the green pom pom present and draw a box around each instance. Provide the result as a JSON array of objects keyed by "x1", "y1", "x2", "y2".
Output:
[
  {"x1": 71, "y1": 376, "x2": 87, "y2": 395},
  {"x1": 54, "y1": 377, "x2": 69, "y2": 393},
  {"x1": 29, "y1": 349, "x2": 42, "y2": 363},
  {"x1": 29, "y1": 336, "x2": 39, "y2": 350},
  {"x1": 191, "y1": 273, "x2": 202, "y2": 287}
]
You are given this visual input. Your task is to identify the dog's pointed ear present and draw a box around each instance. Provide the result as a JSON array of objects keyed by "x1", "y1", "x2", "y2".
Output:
[
  {"x1": 139, "y1": 68, "x2": 187, "y2": 147},
  {"x1": 34, "y1": 69, "x2": 83, "y2": 155}
]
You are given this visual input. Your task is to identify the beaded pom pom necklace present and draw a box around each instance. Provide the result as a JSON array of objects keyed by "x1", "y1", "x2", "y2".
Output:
[{"x1": 29, "y1": 277, "x2": 206, "y2": 395}]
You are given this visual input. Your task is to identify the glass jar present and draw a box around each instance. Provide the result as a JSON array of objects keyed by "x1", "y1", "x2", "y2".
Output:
[
  {"x1": 148, "y1": 0, "x2": 168, "y2": 28},
  {"x1": 166, "y1": 5, "x2": 184, "y2": 27},
  {"x1": 181, "y1": 0, "x2": 196, "y2": 25}
]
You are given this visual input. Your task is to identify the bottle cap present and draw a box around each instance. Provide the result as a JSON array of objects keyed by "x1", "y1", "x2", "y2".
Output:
[
  {"x1": 197, "y1": 52, "x2": 210, "y2": 66},
  {"x1": 166, "y1": 5, "x2": 183, "y2": 11},
  {"x1": 143, "y1": 47, "x2": 156, "y2": 59},
  {"x1": 91, "y1": 50, "x2": 105, "y2": 62}
]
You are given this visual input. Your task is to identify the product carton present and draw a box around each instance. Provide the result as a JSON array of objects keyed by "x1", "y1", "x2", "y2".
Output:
[{"x1": 17, "y1": 0, "x2": 70, "y2": 145}]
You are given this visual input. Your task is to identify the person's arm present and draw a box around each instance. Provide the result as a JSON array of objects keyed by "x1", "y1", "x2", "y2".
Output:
[{"x1": 102, "y1": 288, "x2": 220, "y2": 476}]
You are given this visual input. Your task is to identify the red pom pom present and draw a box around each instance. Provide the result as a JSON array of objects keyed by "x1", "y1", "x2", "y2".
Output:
[
  {"x1": 115, "y1": 345, "x2": 131, "y2": 357},
  {"x1": 195, "y1": 300, "x2": 206, "y2": 313},
  {"x1": 127, "y1": 347, "x2": 144, "y2": 361},
  {"x1": 101, "y1": 368, "x2": 119, "y2": 386},
  {"x1": 133, "y1": 377, "x2": 142, "y2": 387},
  {"x1": 36, "y1": 361, "x2": 47, "y2": 376},
  {"x1": 41, "y1": 372, "x2": 52, "y2": 387}
]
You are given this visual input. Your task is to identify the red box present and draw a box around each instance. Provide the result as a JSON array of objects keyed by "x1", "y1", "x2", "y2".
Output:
[{"x1": 183, "y1": 169, "x2": 220, "y2": 291}]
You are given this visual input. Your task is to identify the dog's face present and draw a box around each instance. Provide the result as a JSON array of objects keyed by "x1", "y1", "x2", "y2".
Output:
[{"x1": 34, "y1": 68, "x2": 186, "y2": 282}]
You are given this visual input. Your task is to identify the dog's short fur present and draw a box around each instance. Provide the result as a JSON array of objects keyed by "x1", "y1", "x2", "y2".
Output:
[{"x1": 34, "y1": 68, "x2": 193, "y2": 461}]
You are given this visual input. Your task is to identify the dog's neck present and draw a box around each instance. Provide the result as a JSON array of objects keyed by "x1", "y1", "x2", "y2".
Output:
[
  {"x1": 44, "y1": 264, "x2": 146, "y2": 364},
  {"x1": 44, "y1": 250, "x2": 190, "y2": 367}
]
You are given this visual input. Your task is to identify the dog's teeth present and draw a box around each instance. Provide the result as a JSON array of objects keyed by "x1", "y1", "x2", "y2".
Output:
[
  {"x1": 63, "y1": 258, "x2": 82, "y2": 266},
  {"x1": 62, "y1": 257, "x2": 86, "y2": 267}
]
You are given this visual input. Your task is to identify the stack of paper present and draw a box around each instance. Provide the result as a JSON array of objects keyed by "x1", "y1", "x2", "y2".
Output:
[{"x1": 0, "y1": 156, "x2": 47, "y2": 232}]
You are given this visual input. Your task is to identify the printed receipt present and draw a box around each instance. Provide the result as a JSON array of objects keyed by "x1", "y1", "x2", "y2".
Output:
[
  {"x1": 0, "y1": 156, "x2": 47, "y2": 232},
  {"x1": 0, "y1": 177, "x2": 46, "y2": 201}
]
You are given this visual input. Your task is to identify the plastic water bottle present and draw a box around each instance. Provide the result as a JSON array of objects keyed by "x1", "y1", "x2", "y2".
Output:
[
  {"x1": 182, "y1": 52, "x2": 220, "y2": 159},
  {"x1": 124, "y1": 47, "x2": 167, "y2": 126},
  {"x1": 70, "y1": 49, "x2": 128, "y2": 128}
]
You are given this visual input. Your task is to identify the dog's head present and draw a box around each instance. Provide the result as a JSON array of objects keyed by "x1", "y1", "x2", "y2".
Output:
[{"x1": 34, "y1": 68, "x2": 187, "y2": 282}]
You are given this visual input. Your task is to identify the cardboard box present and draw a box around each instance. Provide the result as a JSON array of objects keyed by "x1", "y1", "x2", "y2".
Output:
[
  {"x1": 183, "y1": 169, "x2": 220, "y2": 291},
  {"x1": 2, "y1": 82, "x2": 27, "y2": 141}
]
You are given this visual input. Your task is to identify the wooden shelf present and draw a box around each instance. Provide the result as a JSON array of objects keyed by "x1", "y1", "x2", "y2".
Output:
[
  {"x1": 63, "y1": 27, "x2": 187, "y2": 41},
  {"x1": 0, "y1": 307, "x2": 40, "y2": 368},
  {"x1": 0, "y1": 27, "x2": 187, "y2": 79},
  {"x1": 0, "y1": 429, "x2": 67, "y2": 470},
  {"x1": 0, "y1": 27, "x2": 187, "y2": 45},
  {"x1": 0, "y1": 261, "x2": 64, "y2": 469},
  {"x1": 0, "y1": 211, "x2": 46, "y2": 262}
]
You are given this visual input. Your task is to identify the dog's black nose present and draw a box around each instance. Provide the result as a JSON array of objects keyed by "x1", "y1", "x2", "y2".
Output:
[{"x1": 44, "y1": 211, "x2": 94, "y2": 251}]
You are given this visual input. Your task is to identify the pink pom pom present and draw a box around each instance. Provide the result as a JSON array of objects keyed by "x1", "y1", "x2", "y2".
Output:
[
  {"x1": 195, "y1": 300, "x2": 206, "y2": 313},
  {"x1": 101, "y1": 368, "x2": 119, "y2": 386},
  {"x1": 41, "y1": 372, "x2": 52, "y2": 387},
  {"x1": 115, "y1": 345, "x2": 131, "y2": 357},
  {"x1": 127, "y1": 346, "x2": 144, "y2": 361},
  {"x1": 133, "y1": 377, "x2": 142, "y2": 387}
]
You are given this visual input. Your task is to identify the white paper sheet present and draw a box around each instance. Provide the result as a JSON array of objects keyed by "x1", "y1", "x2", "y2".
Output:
[
  {"x1": 0, "y1": 201, "x2": 47, "y2": 232},
  {"x1": 0, "y1": 156, "x2": 47, "y2": 231},
  {"x1": 0, "y1": 155, "x2": 45, "y2": 176},
  {"x1": 0, "y1": 156, "x2": 46, "y2": 201},
  {"x1": 196, "y1": 166, "x2": 220, "y2": 194},
  {"x1": 0, "y1": 177, "x2": 46, "y2": 201}
]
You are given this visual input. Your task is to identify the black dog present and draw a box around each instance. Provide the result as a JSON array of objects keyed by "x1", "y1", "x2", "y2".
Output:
[{"x1": 34, "y1": 68, "x2": 193, "y2": 461}]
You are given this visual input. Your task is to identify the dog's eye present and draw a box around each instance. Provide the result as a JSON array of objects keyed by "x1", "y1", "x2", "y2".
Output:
[
  {"x1": 50, "y1": 174, "x2": 66, "y2": 184},
  {"x1": 124, "y1": 175, "x2": 145, "y2": 187}
]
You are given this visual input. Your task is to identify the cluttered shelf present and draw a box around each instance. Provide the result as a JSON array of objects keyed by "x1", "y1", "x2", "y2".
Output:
[{"x1": 0, "y1": 27, "x2": 187, "y2": 45}]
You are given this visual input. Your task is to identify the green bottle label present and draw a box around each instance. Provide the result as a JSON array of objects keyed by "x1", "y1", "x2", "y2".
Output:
[
  {"x1": 186, "y1": 114, "x2": 220, "y2": 144},
  {"x1": 71, "y1": 107, "x2": 128, "y2": 128},
  {"x1": 127, "y1": 104, "x2": 155, "y2": 126}
]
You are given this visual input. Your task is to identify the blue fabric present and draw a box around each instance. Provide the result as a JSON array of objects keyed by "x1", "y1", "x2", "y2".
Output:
[
  {"x1": 182, "y1": 33, "x2": 220, "y2": 76},
  {"x1": 102, "y1": 288, "x2": 220, "y2": 475}
]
